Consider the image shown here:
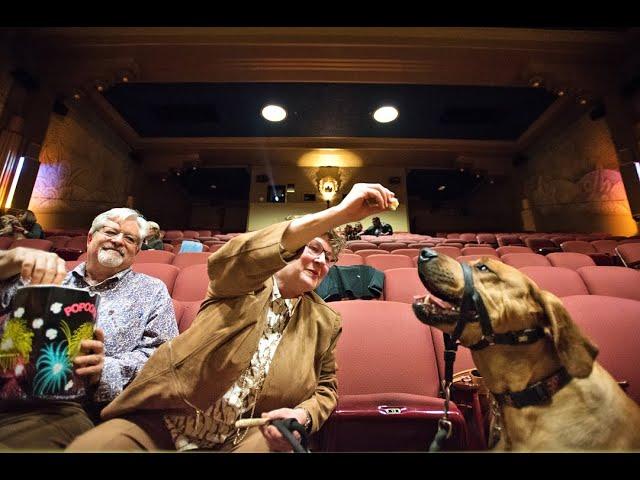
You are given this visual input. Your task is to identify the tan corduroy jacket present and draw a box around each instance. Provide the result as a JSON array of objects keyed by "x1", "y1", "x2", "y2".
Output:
[{"x1": 101, "y1": 221, "x2": 342, "y2": 434}]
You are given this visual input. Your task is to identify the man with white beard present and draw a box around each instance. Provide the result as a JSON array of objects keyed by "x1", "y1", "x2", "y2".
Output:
[{"x1": 0, "y1": 208, "x2": 178, "y2": 449}]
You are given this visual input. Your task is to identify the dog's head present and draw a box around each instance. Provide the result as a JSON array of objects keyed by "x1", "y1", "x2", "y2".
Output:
[{"x1": 412, "y1": 249, "x2": 598, "y2": 378}]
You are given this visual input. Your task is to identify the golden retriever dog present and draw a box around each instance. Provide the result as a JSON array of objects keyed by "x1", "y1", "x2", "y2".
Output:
[{"x1": 412, "y1": 249, "x2": 640, "y2": 451}]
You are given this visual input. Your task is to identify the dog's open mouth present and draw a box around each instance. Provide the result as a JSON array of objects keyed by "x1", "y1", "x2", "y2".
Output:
[{"x1": 412, "y1": 290, "x2": 462, "y2": 325}]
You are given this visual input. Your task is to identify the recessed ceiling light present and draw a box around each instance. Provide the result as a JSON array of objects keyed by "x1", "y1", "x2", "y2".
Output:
[
  {"x1": 373, "y1": 106, "x2": 399, "y2": 123},
  {"x1": 262, "y1": 105, "x2": 287, "y2": 122}
]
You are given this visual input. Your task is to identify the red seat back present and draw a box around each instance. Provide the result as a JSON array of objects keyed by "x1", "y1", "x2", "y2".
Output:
[
  {"x1": 355, "y1": 249, "x2": 388, "y2": 260},
  {"x1": 616, "y1": 243, "x2": 640, "y2": 268},
  {"x1": 433, "y1": 246, "x2": 461, "y2": 259},
  {"x1": 496, "y1": 245, "x2": 533, "y2": 256},
  {"x1": 0, "y1": 237, "x2": 13, "y2": 249},
  {"x1": 561, "y1": 240, "x2": 597, "y2": 255},
  {"x1": 171, "y1": 252, "x2": 211, "y2": 269},
  {"x1": 377, "y1": 242, "x2": 408, "y2": 252},
  {"x1": 383, "y1": 268, "x2": 427, "y2": 304},
  {"x1": 10, "y1": 239, "x2": 53, "y2": 251},
  {"x1": 577, "y1": 266, "x2": 640, "y2": 301},
  {"x1": 547, "y1": 252, "x2": 596, "y2": 270},
  {"x1": 364, "y1": 254, "x2": 413, "y2": 271},
  {"x1": 335, "y1": 253, "x2": 364, "y2": 267},
  {"x1": 520, "y1": 266, "x2": 589, "y2": 297},
  {"x1": 562, "y1": 295, "x2": 640, "y2": 404},
  {"x1": 131, "y1": 263, "x2": 180, "y2": 295},
  {"x1": 173, "y1": 300, "x2": 203, "y2": 332},
  {"x1": 460, "y1": 246, "x2": 497, "y2": 256},
  {"x1": 500, "y1": 253, "x2": 551, "y2": 268},
  {"x1": 46, "y1": 236, "x2": 71, "y2": 249},
  {"x1": 133, "y1": 250, "x2": 175, "y2": 264},
  {"x1": 331, "y1": 300, "x2": 440, "y2": 397},
  {"x1": 172, "y1": 264, "x2": 210, "y2": 301},
  {"x1": 65, "y1": 236, "x2": 88, "y2": 252}
]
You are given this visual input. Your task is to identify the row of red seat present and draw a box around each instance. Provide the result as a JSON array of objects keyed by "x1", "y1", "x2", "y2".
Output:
[
  {"x1": 61, "y1": 257, "x2": 640, "y2": 334},
  {"x1": 338, "y1": 251, "x2": 624, "y2": 272},
  {"x1": 316, "y1": 296, "x2": 640, "y2": 451},
  {"x1": 380, "y1": 266, "x2": 640, "y2": 304}
]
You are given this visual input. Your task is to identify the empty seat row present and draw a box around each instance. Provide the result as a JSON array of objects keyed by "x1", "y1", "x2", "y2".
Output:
[
  {"x1": 379, "y1": 265, "x2": 640, "y2": 304},
  {"x1": 319, "y1": 296, "x2": 640, "y2": 451}
]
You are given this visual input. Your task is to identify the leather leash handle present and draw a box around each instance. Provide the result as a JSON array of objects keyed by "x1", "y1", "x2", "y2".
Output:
[{"x1": 272, "y1": 419, "x2": 311, "y2": 453}]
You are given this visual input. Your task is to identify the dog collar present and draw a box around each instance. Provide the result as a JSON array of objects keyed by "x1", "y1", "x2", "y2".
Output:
[
  {"x1": 492, "y1": 367, "x2": 572, "y2": 409},
  {"x1": 468, "y1": 327, "x2": 547, "y2": 351}
]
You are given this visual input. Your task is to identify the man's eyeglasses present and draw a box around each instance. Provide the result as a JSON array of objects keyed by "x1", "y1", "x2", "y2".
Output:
[
  {"x1": 98, "y1": 228, "x2": 140, "y2": 247},
  {"x1": 305, "y1": 241, "x2": 337, "y2": 265}
]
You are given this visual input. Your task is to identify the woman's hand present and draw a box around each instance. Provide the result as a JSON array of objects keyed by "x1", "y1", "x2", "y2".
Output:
[{"x1": 259, "y1": 407, "x2": 308, "y2": 452}]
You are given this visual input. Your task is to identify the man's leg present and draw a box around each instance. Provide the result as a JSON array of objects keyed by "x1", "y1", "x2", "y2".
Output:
[
  {"x1": 0, "y1": 402, "x2": 94, "y2": 450},
  {"x1": 67, "y1": 413, "x2": 174, "y2": 451}
]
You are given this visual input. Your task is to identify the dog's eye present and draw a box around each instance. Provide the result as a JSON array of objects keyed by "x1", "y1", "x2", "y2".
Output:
[{"x1": 476, "y1": 264, "x2": 490, "y2": 272}]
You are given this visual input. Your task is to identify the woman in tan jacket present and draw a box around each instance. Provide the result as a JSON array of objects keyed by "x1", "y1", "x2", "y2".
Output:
[{"x1": 68, "y1": 183, "x2": 397, "y2": 452}]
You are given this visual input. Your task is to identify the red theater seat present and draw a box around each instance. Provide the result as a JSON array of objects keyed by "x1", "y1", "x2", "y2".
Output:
[
  {"x1": 133, "y1": 250, "x2": 175, "y2": 264},
  {"x1": 10, "y1": 239, "x2": 53, "y2": 251},
  {"x1": 616, "y1": 243, "x2": 640, "y2": 269},
  {"x1": 171, "y1": 252, "x2": 211, "y2": 269},
  {"x1": 319, "y1": 300, "x2": 468, "y2": 451},
  {"x1": 577, "y1": 266, "x2": 640, "y2": 301},
  {"x1": 173, "y1": 300, "x2": 203, "y2": 332},
  {"x1": 547, "y1": 252, "x2": 596, "y2": 270},
  {"x1": 0, "y1": 237, "x2": 14, "y2": 249},
  {"x1": 335, "y1": 253, "x2": 364, "y2": 267},
  {"x1": 131, "y1": 263, "x2": 180, "y2": 295},
  {"x1": 562, "y1": 295, "x2": 640, "y2": 404},
  {"x1": 172, "y1": 264, "x2": 209, "y2": 301},
  {"x1": 383, "y1": 268, "x2": 427, "y2": 304},
  {"x1": 501, "y1": 253, "x2": 551, "y2": 268},
  {"x1": 519, "y1": 266, "x2": 589, "y2": 298},
  {"x1": 365, "y1": 254, "x2": 413, "y2": 271},
  {"x1": 496, "y1": 246, "x2": 533, "y2": 256}
]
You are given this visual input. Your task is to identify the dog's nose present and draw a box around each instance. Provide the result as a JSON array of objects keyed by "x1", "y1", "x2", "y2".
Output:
[{"x1": 419, "y1": 248, "x2": 439, "y2": 263}]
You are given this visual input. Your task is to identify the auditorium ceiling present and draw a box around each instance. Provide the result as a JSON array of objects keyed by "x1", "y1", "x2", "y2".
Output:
[{"x1": 3, "y1": 27, "x2": 639, "y2": 170}]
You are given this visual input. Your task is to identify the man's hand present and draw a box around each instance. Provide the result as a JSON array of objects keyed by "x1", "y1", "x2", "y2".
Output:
[
  {"x1": 74, "y1": 327, "x2": 105, "y2": 385},
  {"x1": 259, "y1": 407, "x2": 308, "y2": 452},
  {"x1": 334, "y1": 183, "x2": 396, "y2": 224},
  {"x1": 0, "y1": 247, "x2": 66, "y2": 284}
]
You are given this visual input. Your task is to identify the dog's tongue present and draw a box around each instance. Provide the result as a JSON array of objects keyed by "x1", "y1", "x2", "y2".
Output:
[{"x1": 414, "y1": 293, "x2": 454, "y2": 310}]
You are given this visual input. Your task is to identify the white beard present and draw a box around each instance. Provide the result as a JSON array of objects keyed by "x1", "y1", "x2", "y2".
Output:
[{"x1": 97, "y1": 248, "x2": 124, "y2": 268}]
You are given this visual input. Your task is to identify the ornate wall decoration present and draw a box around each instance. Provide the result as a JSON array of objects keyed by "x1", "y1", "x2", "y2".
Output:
[
  {"x1": 29, "y1": 108, "x2": 130, "y2": 215},
  {"x1": 523, "y1": 114, "x2": 633, "y2": 233},
  {"x1": 526, "y1": 168, "x2": 630, "y2": 216}
]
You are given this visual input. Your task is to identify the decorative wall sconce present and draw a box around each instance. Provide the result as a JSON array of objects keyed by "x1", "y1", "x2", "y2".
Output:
[
  {"x1": 318, "y1": 176, "x2": 339, "y2": 201},
  {"x1": 315, "y1": 166, "x2": 342, "y2": 206}
]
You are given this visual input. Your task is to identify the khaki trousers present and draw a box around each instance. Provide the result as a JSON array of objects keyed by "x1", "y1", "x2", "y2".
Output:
[
  {"x1": 67, "y1": 413, "x2": 271, "y2": 452},
  {"x1": 0, "y1": 402, "x2": 95, "y2": 450}
]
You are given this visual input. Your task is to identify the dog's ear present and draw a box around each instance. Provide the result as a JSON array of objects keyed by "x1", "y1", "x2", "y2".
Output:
[{"x1": 534, "y1": 288, "x2": 598, "y2": 378}]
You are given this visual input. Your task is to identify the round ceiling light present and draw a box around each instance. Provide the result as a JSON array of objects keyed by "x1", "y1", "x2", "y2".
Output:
[
  {"x1": 373, "y1": 106, "x2": 399, "y2": 123},
  {"x1": 261, "y1": 105, "x2": 287, "y2": 122}
]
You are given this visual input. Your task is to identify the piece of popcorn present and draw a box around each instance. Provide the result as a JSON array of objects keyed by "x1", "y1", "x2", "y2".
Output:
[{"x1": 389, "y1": 197, "x2": 399, "y2": 211}]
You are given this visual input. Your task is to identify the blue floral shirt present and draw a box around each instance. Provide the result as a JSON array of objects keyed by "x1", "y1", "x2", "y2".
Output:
[{"x1": 0, "y1": 263, "x2": 178, "y2": 402}]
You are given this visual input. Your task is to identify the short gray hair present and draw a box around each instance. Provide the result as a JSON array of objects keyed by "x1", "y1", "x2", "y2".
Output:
[{"x1": 89, "y1": 208, "x2": 148, "y2": 246}]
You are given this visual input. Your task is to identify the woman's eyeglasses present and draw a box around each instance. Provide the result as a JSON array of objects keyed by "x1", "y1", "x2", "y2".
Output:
[{"x1": 305, "y1": 241, "x2": 337, "y2": 265}]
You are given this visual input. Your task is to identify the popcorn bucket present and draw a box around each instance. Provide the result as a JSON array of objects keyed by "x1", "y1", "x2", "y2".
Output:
[{"x1": 0, "y1": 285, "x2": 100, "y2": 401}]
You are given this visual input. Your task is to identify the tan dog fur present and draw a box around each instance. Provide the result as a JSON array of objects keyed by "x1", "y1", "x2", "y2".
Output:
[{"x1": 414, "y1": 253, "x2": 640, "y2": 451}]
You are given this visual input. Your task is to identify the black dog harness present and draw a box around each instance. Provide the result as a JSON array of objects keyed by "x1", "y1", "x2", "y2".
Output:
[{"x1": 443, "y1": 263, "x2": 570, "y2": 408}]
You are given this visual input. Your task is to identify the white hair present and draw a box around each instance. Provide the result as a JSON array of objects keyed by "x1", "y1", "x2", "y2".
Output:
[{"x1": 89, "y1": 208, "x2": 148, "y2": 246}]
